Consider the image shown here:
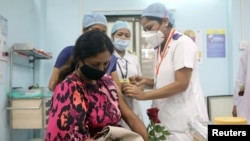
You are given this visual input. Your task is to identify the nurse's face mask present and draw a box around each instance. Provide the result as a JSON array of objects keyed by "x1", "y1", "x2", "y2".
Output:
[
  {"x1": 144, "y1": 29, "x2": 164, "y2": 48},
  {"x1": 113, "y1": 38, "x2": 130, "y2": 51},
  {"x1": 143, "y1": 13, "x2": 168, "y2": 48}
]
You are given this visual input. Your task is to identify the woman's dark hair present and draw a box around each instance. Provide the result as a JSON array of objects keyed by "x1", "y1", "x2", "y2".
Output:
[
  {"x1": 74, "y1": 30, "x2": 114, "y2": 60},
  {"x1": 54, "y1": 30, "x2": 114, "y2": 87},
  {"x1": 143, "y1": 16, "x2": 173, "y2": 28}
]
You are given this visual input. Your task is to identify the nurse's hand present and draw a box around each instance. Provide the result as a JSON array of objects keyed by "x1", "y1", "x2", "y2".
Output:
[
  {"x1": 129, "y1": 75, "x2": 145, "y2": 87},
  {"x1": 123, "y1": 83, "x2": 144, "y2": 100}
]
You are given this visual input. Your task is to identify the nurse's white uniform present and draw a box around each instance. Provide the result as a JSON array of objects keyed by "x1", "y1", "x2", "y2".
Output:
[
  {"x1": 152, "y1": 31, "x2": 209, "y2": 141},
  {"x1": 233, "y1": 44, "x2": 250, "y2": 123},
  {"x1": 114, "y1": 50, "x2": 144, "y2": 129}
]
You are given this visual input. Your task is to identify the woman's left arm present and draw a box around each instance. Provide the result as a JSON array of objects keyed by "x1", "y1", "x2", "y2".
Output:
[
  {"x1": 111, "y1": 71, "x2": 122, "y2": 90},
  {"x1": 117, "y1": 87, "x2": 148, "y2": 141}
]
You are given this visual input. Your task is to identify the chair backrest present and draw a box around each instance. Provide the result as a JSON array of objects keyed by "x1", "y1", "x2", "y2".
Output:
[{"x1": 206, "y1": 95, "x2": 233, "y2": 121}]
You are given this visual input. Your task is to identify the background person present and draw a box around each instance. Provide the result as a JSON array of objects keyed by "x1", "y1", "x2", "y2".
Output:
[
  {"x1": 123, "y1": 3, "x2": 209, "y2": 141},
  {"x1": 232, "y1": 43, "x2": 250, "y2": 123},
  {"x1": 111, "y1": 20, "x2": 144, "y2": 129},
  {"x1": 45, "y1": 30, "x2": 148, "y2": 141},
  {"x1": 48, "y1": 13, "x2": 120, "y2": 91}
]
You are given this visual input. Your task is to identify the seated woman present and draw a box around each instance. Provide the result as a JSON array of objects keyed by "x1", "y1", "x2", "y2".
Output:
[{"x1": 45, "y1": 30, "x2": 148, "y2": 141}]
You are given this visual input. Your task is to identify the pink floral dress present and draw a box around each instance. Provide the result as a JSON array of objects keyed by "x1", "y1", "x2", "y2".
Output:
[{"x1": 45, "y1": 73, "x2": 121, "y2": 141}]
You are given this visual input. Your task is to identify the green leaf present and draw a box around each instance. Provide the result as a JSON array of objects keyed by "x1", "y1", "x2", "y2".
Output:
[
  {"x1": 159, "y1": 135, "x2": 166, "y2": 140},
  {"x1": 147, "y1": 121, "x2": 171, "y2": 141},
  {"x1": 149, "y1": 136, "x2": 156, "y2": 141},
  {"x1": 155, "y1": 125, "x2": 165, "y2": 132},
  {"x1": 155, "y1": 125, "x2": 166, "y2": 132},
  {"x1": 155, "y1": 125, "x2": 162, "y2": 132},
  {"x1": 149, "y1": 130, "x2": 155, "y2": 136},
  {"x1": 159, "y1": 126, "x2": 165, "y2": 130},
  {"x1": 152, "y1": 138, "x2": 157, "y2": 141},
  {"x1": 162, "y1": 130, "x2": 171, "y2": 136}
]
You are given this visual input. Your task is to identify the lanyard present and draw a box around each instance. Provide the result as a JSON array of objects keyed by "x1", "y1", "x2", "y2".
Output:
[
  {"x1": 155, "y1": 29, "x2": 176, "y2": 76},
  {"x1": 117, "y1": 58, "x2": 128, "y2": 81}
]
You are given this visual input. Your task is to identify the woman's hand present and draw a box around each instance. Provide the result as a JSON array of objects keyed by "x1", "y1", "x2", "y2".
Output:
[{"x1": 123, "y1": 83, "x2": 144, "y2": 100}]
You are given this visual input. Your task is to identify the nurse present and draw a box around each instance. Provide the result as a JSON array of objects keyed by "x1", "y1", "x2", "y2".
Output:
[
  {"x1": 232, "y1": 43, "x2": 250, "y2": 123},
  {"x1": 123, "y1": 2, "x2": 209, "y2": 141},
  {"x1": 111, "y1": 21, "x2": 144, "y2": 129},
  {"x1": 48, "y1": 13, "x2": 120, "y2": 91}
]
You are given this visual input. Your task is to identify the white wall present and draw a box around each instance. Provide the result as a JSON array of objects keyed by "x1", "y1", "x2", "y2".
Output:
[
  {"x1": 39, "y1": 0, "x2": 82, "y2": 88},
  {"x1": 0, "y1": 0, "x2": 46, "y2": 140}
]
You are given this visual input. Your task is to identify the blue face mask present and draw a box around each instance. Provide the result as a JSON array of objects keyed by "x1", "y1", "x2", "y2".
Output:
[{"x1": 113, "y1": 38, "x2": 130, "y2": 51}]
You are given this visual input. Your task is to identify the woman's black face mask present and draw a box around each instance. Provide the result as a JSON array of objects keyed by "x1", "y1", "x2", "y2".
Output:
[{"x1": 80, "y1": 63, "x2": 109, "y2": 80}]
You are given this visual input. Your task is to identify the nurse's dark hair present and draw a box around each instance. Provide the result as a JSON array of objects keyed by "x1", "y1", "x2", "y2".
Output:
[
  {"x1": 83, "y1": 26, "x2": 92, "y2": 32},
  {"x1": 82, "y1": 24, "x2": 100, "y2": 32},
  {"x1": 143, "y1": 16, "x2": 173, "y2": 28},
  {"x1": 54, "y1": 30, "x2": 114, "y2": 88}
]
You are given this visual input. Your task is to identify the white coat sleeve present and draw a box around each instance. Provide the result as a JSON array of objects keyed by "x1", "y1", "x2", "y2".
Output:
[
  {"x1": 233, "y1": 45, "x2": 249, "y2": 105},
  {"x1": 135, "y1": 57, "x2": 142, "y2": 76}
]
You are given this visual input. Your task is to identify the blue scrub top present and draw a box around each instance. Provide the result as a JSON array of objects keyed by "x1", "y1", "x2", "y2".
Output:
[{"x1": 54, "y1": 46, "x2": 117, "y2": 74}]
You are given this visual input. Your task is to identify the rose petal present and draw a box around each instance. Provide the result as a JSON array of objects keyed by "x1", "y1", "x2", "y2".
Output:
[{"x1": 147, "y1": 107, "x2": 161, "y2": 123}]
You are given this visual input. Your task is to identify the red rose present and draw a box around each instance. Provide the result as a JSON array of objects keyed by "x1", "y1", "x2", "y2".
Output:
[{"x1": 147, "y1": 107, "x2": 161, "y2": 123}]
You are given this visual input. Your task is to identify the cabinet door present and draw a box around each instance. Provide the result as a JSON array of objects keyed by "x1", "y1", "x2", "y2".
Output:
[{"x1": 11, "y1": 99, "x2": 43, "y2": 129}]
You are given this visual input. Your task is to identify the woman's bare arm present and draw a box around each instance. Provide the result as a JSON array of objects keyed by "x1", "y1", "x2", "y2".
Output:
[{"x1": 116, "y1": 85, "x2": 148, "y2": 141}]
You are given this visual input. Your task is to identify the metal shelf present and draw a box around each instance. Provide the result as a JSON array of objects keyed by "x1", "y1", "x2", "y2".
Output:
[
  {"x1": 14, "y1": 50, "x2": 52, "y2": 59},
  {"x1": 12, "y1": 43, "x2": 52, "y2": 59},
  {"x1": 7, "y1": 43, "x2": 53, "y2": 141}
]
